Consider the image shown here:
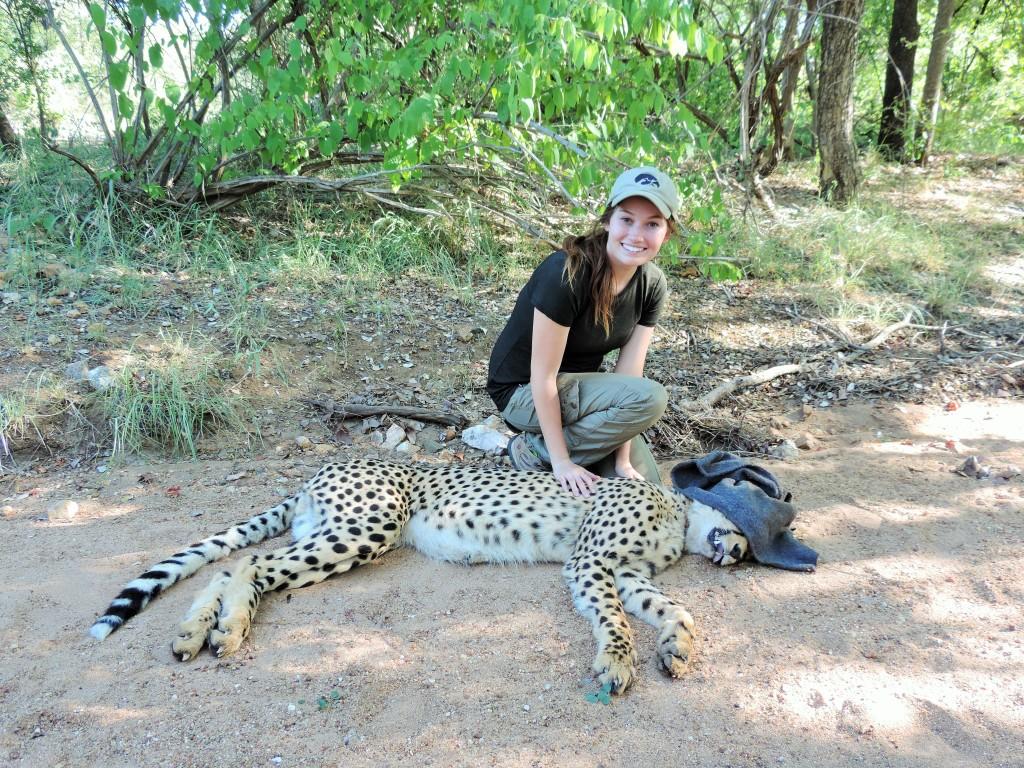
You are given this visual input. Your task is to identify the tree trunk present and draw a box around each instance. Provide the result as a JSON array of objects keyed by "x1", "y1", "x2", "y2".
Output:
[
  {"x1": 817, "y1": 0, "x2": 866, "y2": 205},
  {"x1": 916, "y1": 0, "x2": 956, "y2": 165},
  {"x1": 878, "y1": 0, "x2": 919, "y2": 160},
  {"x1": 0, "y1": 107, "x2": 20, "y2": 154},
  {"x1": 780, "y1": 0, "x2": 819, "y2": 161}
]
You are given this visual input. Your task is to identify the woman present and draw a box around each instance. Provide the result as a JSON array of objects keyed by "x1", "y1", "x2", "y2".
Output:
[{"x1": 487, "y1": 167, "x2": 678, "y2": 498}]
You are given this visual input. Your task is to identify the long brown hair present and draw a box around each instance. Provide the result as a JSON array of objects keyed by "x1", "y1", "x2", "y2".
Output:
[{"x1": 562, "y1": 206, "x2": 675, "y2": 335}]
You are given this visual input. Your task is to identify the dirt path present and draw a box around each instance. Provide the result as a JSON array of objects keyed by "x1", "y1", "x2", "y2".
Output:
[{"x1": 1, "y1": 398, "x2": 1021, "y2": 768}]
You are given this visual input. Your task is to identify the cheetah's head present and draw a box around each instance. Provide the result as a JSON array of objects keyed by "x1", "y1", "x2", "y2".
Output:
[{"x1": 684, "y1": 499, "x2": 749, "y2": 566}]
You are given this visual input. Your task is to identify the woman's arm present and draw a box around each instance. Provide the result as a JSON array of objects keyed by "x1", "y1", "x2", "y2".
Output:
[
  {"x1": 531, "y1": 309, "x2": 601, "y2": 497},
  {"x1": 610, "y1": 324, "x2": 656, "y2": 479}
]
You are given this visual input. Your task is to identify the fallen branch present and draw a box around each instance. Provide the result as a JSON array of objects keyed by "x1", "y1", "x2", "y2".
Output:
[
  {"x1": 304, "y1": 399, "x2": 469, "y2": 427},
  {"x1": 678, "y1": 362, "x2": 809, "y2": 410},
  {"x1": 788, "y1": 307, "x2": 916, "y2": 352},
  {"x1": 861, "y1": 310, "x2": 915, "y2": 350}
]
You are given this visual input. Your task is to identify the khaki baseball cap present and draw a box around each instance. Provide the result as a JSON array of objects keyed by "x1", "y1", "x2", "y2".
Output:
[{"x1": 607, "y1": 166, "x2": 680, "y2": 220}]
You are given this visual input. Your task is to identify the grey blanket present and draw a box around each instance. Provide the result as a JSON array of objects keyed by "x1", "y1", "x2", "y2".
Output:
[{"x1": 670, "y1": 451, "x2": 818, "y2": 572}]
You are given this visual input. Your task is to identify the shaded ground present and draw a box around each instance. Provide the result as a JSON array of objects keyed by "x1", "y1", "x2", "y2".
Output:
[{"x1": 0, "y1": 399, "x2": 1021, "y2": 767}]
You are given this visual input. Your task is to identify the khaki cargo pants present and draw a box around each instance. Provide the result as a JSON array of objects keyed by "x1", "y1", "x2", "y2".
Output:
[{"x1": 500, "y1": 373, "x2": 668, "y2": 484}]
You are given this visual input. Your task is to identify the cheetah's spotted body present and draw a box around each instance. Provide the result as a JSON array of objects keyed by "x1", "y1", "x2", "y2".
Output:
[{"x1": 90, "y1": 459, "x2": 747, "y2": 693}]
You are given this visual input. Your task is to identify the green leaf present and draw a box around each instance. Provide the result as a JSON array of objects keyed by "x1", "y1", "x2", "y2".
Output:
[
  {"x1": 149, "y1": 44, "x2": 163, "y2": 68},
  {"x1": 101, "y1": 31, "x2": 117, "y2": 56},
  {"x1": 402, "y1": 95, "x2": 434, "y2": 136},
  {"x1": 88, "y1": 2, "x2": 106, "y2": 31},
  {"x1": 117, "y1": 92, "x2": 133, "y2": 119},
  {"x1": 109, "y1": 61, "x2": 130, "y2": 91}
]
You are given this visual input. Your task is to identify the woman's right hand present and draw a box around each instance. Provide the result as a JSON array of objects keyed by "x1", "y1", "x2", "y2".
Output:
[{"x1": 551, "y1": 459, "x2": 601, "y2": 498}]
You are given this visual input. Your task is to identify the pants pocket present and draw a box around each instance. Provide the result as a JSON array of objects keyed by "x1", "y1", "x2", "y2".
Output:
[{"x1": 557, "y1": 376, "x2": 580, "y2": 425}]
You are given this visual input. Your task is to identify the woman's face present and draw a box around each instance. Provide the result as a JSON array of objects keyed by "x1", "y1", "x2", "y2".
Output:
[{"x1": 604, "y1": 196, "x2": 670, "y2": 272}]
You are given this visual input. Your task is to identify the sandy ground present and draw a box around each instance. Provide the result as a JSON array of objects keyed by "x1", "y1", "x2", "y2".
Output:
[{"x1": 1, "y1": 398, "x2": 1022, "y2": 768}]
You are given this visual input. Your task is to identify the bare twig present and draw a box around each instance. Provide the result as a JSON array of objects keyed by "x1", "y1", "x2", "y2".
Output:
[
  {"x1": 41, "y1": 140, "x2": 105, "y2": 197},
  {"x1": 476, "y1": 112, "x2": 588, "y2": 158},
  {"x1": 499, "y1": 125, "x2": 581, "y2": 208},
  {"x1": 678, "y1": 362, "x2": 809, "y2": 410},
  {"x1": 861, "y1": 310, "x2": 914, "y2": 350}
]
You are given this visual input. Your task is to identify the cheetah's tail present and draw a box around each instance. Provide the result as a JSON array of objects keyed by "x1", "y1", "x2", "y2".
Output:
[{"x1": 89, "y1": 495, "x2": 302, "y2": 640}]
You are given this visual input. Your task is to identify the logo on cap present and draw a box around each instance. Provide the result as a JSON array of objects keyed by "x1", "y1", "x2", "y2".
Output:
[{"x1": 634, "y1": 172, "x2": 660, "y2": 187}]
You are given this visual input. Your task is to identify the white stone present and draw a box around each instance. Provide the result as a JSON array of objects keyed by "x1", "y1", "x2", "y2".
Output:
[
  {"x1": 47, "y1": 499, "x2": 80, "y2": 521},
  {"x1": 87, "y1": 365, "x2": 114, "y2": 391},
  {"x1": 65, "y1": 360, "x2": 90, "y2": 382},
  {"x1": 768, "y1": 439, "x2": 800, "y2": 461},
  {"x1": 461, "y1": 421, "x2": 510, "y2": 453},
  {"x1": 383, "y1": 423, "x2": 407, "y2": 450}
]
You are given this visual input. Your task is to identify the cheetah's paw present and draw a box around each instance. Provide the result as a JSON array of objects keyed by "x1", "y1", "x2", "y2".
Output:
[
  {"x1": 592, "y1": 647, "x2": 637, "y2": 694},
  {"x1": 656, "y1": 621, "x2": 694, "y2": 678},
  {"x1": 208, "y1": 619, "x2": 247, "y2": 658},
  {"x1": 171, "y1": 625, "x2": 208, "y2": 661}
]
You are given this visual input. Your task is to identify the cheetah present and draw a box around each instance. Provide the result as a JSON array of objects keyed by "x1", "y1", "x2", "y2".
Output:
[{"x1": 89, "y1": 459, "x2": 748, "y2": 693}]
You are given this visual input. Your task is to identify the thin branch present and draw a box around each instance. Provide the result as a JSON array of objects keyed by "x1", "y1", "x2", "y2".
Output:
[
  {"x1": 499, "y1": 125, "x2": 581, "y2": 207},
  {"x1": 476, "y1": 111, "x2": 588, "y2": 157},
  {"x1": 41, "y1": 139, "x2": 105, "y2": 197},
  {"x1": 42, "y1": 0, "x2": 113, "y2": 146},
  {"x1": 679, "y1": 363, "x2": 809, "y2": 410}
]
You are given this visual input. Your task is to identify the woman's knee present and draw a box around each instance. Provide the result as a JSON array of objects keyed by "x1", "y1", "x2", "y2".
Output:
[{"x1": 613, "y1": 377, "x2": 667, "y2": 425}]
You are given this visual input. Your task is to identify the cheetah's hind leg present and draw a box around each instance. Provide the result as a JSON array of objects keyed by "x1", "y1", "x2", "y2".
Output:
[
  {"x1": 175, "y1": 523, "x2": 404, "y2": 659},
  {"x1": 171, "y1": 569, "x2": 233, "y2": 661}
]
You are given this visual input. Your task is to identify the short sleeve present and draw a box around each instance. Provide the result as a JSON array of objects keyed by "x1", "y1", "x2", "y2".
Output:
[
  {"x1": 638, "y1": 265, "x2": 668, "y2": 327},
  {"x1": 528, "y1": 252, "x2": 585, "y2": 327}
]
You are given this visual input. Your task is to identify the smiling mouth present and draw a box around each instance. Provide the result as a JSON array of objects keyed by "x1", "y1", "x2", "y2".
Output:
[{"x1": 621, "y1": 244, "x2": 644, "y2": 253}]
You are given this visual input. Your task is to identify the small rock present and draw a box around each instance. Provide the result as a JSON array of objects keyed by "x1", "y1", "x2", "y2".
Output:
[
  {"x1": 40, "y1": 263, "x2": 65, "y2": 279},
  {"x1": 461, "y1": 422, "x2": 510, "y2": 453},
  {"x1": 1, "y1": 505, "x2": 16, "y2": 518},
  {"x1": 87, "y1": 365, "x2": 114, "y2": 391},
  {"x1": 313, "y1": 443, "x2": 335, "y2": 456},
  {"x1": 294, "y1": 435, "x2": 312, "y2": 449},
  {"x1": 47, "y1": 500, "x2": 80, "y2": 521},
  {"x1": 369, "y1": 430, "x2": 385, "y2": 447},
  {"x1": 794, "y1": 433, "x2": 819, "y2": 450},
  {"x1": 768, "y1": 440, "x2": 800, "y2": 461},
  {"x1": 394, "y1": 441, "x2": 416, "y2": 455},
  {"x1": 46, "y1": 334, "x2": 60, "y2": 345},
  {"x1": 954, "y1": 455, "x2": 991, "y2": 479},
  {"x1": 65, "y1": 360, "x2": 90, "y2": 381},
  {"x1": 444, "y1": 426, "x2": 457, "y2": 441},
  {"x1": 454, "y1": 324, "x2": 475, "y2": 343},
  {"x1": 45, "y1": 297, "x2": 63, "y2": 307},
  {"x1": 383, "y1": 423, "x2": 407, "y2": 450},
  {"x1": 996, "y1": 465, "x2": 1020, "y2": 480},
  {"x1": 418, "y1": 435, "x2": 445, "y2": 454},
  {"x1": 1, "y1": 291, "x2": 20, "y2": 304}
]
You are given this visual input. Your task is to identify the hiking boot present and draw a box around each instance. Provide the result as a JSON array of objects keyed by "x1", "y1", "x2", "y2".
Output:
[{"x1": 507, "y1": 433, "x2": 550, "y2": 472}]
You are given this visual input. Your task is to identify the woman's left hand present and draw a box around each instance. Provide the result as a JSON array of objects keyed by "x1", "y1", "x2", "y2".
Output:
[{"x1": 614, "y1": 463, "x2": 645, "y2": 481}]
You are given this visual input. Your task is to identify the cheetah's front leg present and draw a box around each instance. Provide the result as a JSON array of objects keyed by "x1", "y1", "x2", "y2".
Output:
[
  {"x1": 615, "y1": 570, "x2": 695, "y2": 678},
  {"x1": 563, "y1": 557, "x2": 638, "y2": 693}
]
